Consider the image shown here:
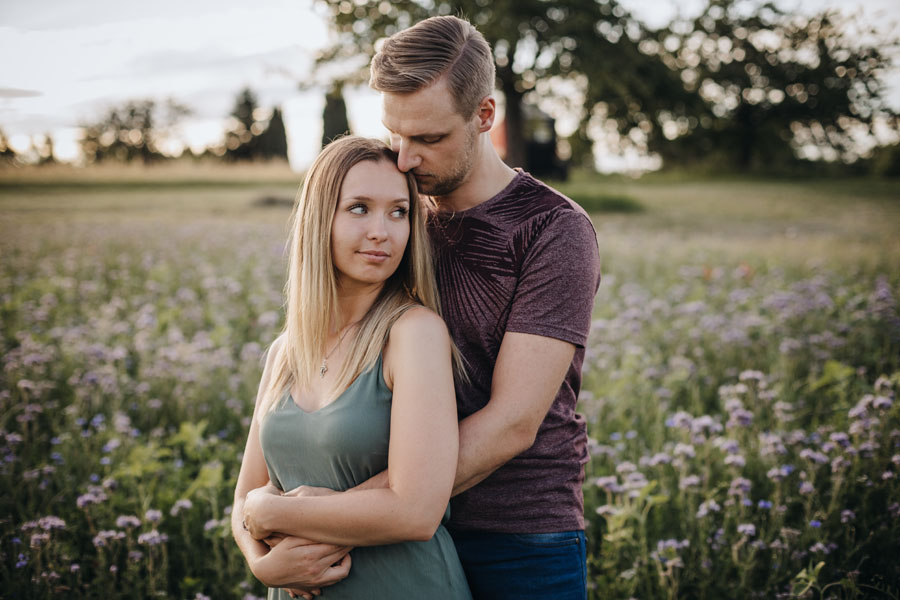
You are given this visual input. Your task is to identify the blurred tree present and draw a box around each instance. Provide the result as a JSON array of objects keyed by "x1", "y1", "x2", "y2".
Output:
[
  {"x1": 322, "y1": 82, "x2": 351, "y2": 147},
  {"x1": 646, "y1": 0, "x2": 899, "y2": 169},
  {"x1": 0, "y1": 128, "x2": 18, "y2": 166},
  {"x1": 224, "y1": 88, "x2": 260, "y2": 161},
  {"x1": 37, "y1": 133, "x2": 56, "y2": 165},
  {"x1": 867, "y1": 141, "x2": 900, "y2": 177},
  {"x1": 256, "y1": 108, "x2": 289, "y2": 160},
  {"x1": 224, "y1": 88, "x2": 289, "y2": 162},
  {"x1": 79, "y1": 99, "x2": 191, "y2": 164},
  {"x1": 310, "y1": 0, "x2": 672, "y2": 169}
]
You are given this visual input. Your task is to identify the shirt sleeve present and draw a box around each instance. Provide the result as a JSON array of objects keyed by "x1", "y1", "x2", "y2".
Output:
[{"x1": 505, "y1": 208, "x2": 601, "y2": 348}]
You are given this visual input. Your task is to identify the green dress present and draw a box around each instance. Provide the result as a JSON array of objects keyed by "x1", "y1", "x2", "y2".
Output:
[{"x1": 258, "y1": 355, "x2": 472, "y2": 599}]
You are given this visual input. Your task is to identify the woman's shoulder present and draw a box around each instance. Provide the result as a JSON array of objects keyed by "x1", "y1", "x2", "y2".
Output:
[
  {"x1": 383, "y1": 306, "x2": 452, "y2": 389},
  {"x1": 389, "y1": 305, "x2": 449, "y2": 343},
  {"x1": 263, "y1": 333, "x2": 288, "y2": 370},
  {"x1": 385, "y1": 306, "x2": 451, "y2": 364}
]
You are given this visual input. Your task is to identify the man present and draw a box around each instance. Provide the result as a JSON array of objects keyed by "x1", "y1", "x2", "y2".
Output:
[
  {"x1": 237, "y1": 15, "x2": 601, "y2": 599},
  {"x1": 371, "y1": 16, "x2": 601, "y2": 598}
]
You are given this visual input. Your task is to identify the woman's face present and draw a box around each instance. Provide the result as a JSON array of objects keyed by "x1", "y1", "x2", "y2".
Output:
[{"x1": 331, "y1": 159, "x2": 411, "y2": 292}]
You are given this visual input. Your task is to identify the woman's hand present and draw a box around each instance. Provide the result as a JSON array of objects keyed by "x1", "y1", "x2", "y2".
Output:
[
  {"x1": 242, "y1": 482, "x2": 283, "y2": 539},
  {"x1": 282, "y1": 484, "x2": 339, "y2": 498}
]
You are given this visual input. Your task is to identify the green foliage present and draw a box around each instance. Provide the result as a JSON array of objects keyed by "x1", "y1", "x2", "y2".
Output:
[
  {"x1": 312, "y1": 0, "x2": 656, "y2": 168},
  {"x1": 1, "y1": 177, "x2": 898, "y2": 597},
  {"x1": 648, "y1": 0, "x2": 900, "y2": 170},
  {"x1": 568, "y1": 193, "x2": 643, "y2": 213},
  {"x1": 224, "y1": 88, "x2": 289, "y2": 162},
  {"x1": 322, "y1": 83, "x2": 351, "y2": 147},
  {"x1": 312, "y1": 0, "x2": 898, "y2": 173},
  {"x1": 79, "y1": 99, "x2": 191, "y2": 165}
]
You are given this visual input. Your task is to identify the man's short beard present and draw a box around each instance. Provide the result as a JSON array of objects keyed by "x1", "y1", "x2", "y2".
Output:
[{"x1": 416, "y1": 124, "x2": 478, "y2": 197}]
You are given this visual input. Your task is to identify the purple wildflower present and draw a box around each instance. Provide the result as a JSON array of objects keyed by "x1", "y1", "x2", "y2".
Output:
[
  {"x1": 674, "y1": 443, "x2": 696, "y2": 458},
  {"x1": 697, "y1": 499, "x2": 721, "y2": 518},
  {"x1": 737, "y1": 523, "x2": 756, "y2": 537},
  {"x1": 595, "y1": 476, "x2": 620, "y2": 492},
  {"x1": 144, "y1": 509, "x2": 162, "y2": 524},
  {"x1": 116, "y1": 515, "x2": 141, "y2": 529},
  {"x1": 728, "y1": 477, "x2": 752, "y2": 496},
  {"x1": 38, "y1": 516, "x2": 66, "y2": 530},
  {"x1": 170, "y1": 499, "x2": 193, "y2": 516},
  {"x1": 137, "y1": 529, "x2": 169, "y2": 545},
  {"x1": 725, "y1": 454, "x2": 746, "y2": 467},
  {"x1": 679, "y1": 475, "x2": 701, "y2": 489}
]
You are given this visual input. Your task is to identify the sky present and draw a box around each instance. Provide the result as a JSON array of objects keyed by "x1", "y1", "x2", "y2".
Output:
[{"x1": 1, "y1": 0, "x2": 898, "y2": 171}]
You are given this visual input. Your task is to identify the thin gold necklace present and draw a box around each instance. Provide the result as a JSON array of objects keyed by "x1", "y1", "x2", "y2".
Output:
[{"x1": 320, "y1": 322, "x2": 356, "y2": 378}]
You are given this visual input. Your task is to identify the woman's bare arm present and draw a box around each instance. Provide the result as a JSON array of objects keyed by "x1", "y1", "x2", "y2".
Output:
[
  {"x1": 242, "y1": 308, "x2": 458, "y2": 546},
  {"x1": 232, "y1": 336, "x2": 352, "y2": 589}
]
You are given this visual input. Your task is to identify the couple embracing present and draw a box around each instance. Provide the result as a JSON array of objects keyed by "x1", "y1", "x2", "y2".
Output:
[{"x1": 232, "y1": 15, "x2": 601, "y2": 600}]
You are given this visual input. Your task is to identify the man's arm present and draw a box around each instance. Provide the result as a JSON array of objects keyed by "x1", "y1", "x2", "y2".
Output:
[
  {"x1": 451, "y1": 331, "x2": 574, "y2": 495},
  {"x1": 347, "y1": 331, "x2": 573, "y2": 497},
  {"x1": 352, "y1": 211, "x2": 598, "y2": 497}
]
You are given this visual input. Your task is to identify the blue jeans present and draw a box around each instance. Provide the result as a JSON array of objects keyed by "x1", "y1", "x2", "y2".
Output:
[{"x1": 450, "y1": 530, "x2": 587, "y2": 600}]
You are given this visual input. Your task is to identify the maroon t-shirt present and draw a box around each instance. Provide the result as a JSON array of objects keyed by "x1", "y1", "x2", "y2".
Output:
[{"x1": 428, "y1": 170, "x2": 601, "y2": 533}]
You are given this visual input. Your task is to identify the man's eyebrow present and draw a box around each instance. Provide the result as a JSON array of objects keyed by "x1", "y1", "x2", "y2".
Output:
[{"x1": 380, "y1": 120, "x2": 449, "y2": 140}]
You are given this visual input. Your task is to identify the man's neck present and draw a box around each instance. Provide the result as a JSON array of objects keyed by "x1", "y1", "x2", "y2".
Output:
[{"x1": 434, "y1": 135, "x2": 517, "y2": 213}]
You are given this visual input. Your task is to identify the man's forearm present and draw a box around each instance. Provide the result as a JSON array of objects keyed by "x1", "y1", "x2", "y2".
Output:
[
  {"x1": 450, "y1": 404, "x2": 535, "y2": 496},
  {"x1": 346, "y1": 407, "x2": 532, "y2": 498}
]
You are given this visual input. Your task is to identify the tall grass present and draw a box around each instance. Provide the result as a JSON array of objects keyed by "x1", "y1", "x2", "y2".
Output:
[{"x1": 1, "y1": 174, "x2": 898, "y2": 598}]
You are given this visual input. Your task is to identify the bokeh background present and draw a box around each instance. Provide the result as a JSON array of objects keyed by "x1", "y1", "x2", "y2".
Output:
[{"x1": 2, "y1": 1, "x2": 899, "y2": 598}]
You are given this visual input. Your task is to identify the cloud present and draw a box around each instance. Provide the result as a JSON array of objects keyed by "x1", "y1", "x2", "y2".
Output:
[{"x1": 0, "y1": 87, "x2": 42, "y2": 98}]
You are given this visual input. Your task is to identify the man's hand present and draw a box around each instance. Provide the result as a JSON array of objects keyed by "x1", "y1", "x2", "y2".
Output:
[{"x1": 250, "y1": 535, "x2": 352, "y2": 595}]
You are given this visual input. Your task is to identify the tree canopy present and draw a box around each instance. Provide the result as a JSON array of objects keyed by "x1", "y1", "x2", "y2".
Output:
[
  {"x1": 312, "y1": 0, "x2": 657, "y2": 168},
  {"x1": 223, "y1": 88, "x2": 289, "y2": 162},
  {"x1": 644, "y1": 0, "x2": 900, "y2": 169},
  {"x1": 79, "y1": 99, "x2": 190, "y2": 164},
  {"x1": 311, "y1": 0, "x2": 898, "y2": 172}
]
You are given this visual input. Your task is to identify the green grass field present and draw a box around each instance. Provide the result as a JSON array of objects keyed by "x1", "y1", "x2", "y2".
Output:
[{"x1": 2, "y1": 168, "x2": 898, "y2": 598}]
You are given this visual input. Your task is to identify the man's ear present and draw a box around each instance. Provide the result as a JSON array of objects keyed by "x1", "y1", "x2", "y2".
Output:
[{"x1": 475, "y1": 95, "x2": 496, "y2": 133}]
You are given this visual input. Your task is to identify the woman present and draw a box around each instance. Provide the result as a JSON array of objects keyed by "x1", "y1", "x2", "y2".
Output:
[{"x1": 231, "y1": 136, "x2": 471, "y2": 599}]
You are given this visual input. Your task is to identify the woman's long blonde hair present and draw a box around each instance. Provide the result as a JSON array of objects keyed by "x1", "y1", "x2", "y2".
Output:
[{"x1": 259, "y1": 136, "x2": 446, "y2": 416}]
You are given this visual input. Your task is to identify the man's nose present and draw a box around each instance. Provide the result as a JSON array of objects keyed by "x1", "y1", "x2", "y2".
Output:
[{"x1": 393, "y1": 137, "x2": 421, "y2": 173}]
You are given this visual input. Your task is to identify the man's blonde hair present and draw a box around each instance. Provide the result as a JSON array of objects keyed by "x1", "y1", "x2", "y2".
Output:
[
  {"x1": 259, "y1": 136, "x2": 443, "y2": 415},
  {"x1": 370, "y1": 15, "x2": 495, "y2": 118}
]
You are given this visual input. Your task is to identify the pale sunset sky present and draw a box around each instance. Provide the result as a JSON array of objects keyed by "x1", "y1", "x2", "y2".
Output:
[{"x1": 1, "y1": 0, "x2": 898, "y2": 171}]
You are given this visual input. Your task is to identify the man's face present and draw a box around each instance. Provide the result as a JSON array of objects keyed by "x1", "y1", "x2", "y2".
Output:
[{"x1": 381, "y1": 78, "x2": 480, "y2": 198}]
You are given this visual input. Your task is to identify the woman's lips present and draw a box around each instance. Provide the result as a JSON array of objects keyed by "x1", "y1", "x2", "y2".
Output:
[{"x1": 358, "y1": 250, "x2": 390, "y2": 262}]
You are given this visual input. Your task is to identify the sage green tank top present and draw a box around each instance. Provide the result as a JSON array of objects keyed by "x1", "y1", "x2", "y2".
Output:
[{"x1": 259, "y1": 354, "x2": 471, "y2": 599}]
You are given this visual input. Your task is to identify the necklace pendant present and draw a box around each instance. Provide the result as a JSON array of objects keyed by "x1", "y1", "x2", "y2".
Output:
[{"x1": 320, "y1": 361, "x2": 327, "y2": 378}]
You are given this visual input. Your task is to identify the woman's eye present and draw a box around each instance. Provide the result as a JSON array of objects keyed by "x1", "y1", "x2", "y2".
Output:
[
  {"x1": 391, "y1": 206, "x2": 409, "y2": 218},
  {"x1": 349, "y1": 204, "x2": 367, "y2": 215}
]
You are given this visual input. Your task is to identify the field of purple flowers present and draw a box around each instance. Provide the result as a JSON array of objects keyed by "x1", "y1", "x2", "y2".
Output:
[{"x1": 2, "y1": 178, "x2": 899, "y2": 598}]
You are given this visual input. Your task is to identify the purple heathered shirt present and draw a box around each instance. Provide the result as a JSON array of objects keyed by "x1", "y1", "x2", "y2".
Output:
[{"x1": 428, "y1": 170, "x2": 601, "y2": 534}]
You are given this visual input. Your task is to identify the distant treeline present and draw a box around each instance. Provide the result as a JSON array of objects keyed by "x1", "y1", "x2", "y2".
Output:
[{"x1": 3, "y1": 0, "x2": 900, "y2": 175}]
